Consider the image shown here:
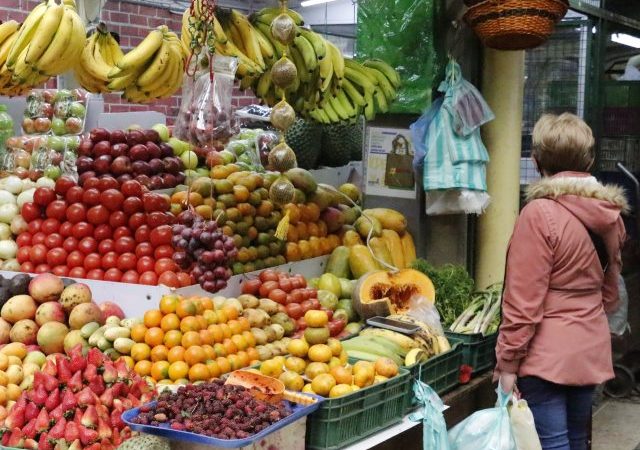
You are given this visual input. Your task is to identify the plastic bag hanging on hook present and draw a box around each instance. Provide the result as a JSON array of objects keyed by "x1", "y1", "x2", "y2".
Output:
[{"x1": 409, "y1": 381, "x2": 451, "y2": 450}]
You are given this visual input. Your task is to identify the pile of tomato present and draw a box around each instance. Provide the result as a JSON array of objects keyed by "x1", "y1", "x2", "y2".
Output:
[{"x1": 16, "y1": 176, "x2": 194, "y2": 287}]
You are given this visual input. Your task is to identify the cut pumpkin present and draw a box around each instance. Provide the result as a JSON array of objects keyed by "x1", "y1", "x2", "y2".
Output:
[{"x1": 353, "y1": 269, "x2": 435, "y2": 319}]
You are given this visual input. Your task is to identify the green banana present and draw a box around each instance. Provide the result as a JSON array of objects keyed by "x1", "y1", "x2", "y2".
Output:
[
  {"x1": 363, "y1": 58, "x2": 401, "y2": 88},
  {"x1": 345, "y1": 58, "x2": 378, "y2": 85},
  {"x1": 373, "y1": 86, "x2": 389, "y2": 113},
  {"x1": 341, "y1": 78, "x2": 366, "y2": 107},
  {"x1": 366, "y1": 66, "x2": 397, "y2": 102},
  {"x1": 360, "y1": 327, "x2": 418, "y2": 351},
  {"x1": 293, "y1": 34, "x2": 317, "y2": 72},
  {"x1": 297, "y1": 27, "x2": 326, "y2": 60},
  {"x1": 344, "y1": 66, "x2": 376, "y2": 92}
]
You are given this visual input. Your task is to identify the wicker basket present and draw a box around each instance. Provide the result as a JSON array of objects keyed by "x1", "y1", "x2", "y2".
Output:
[{"x1": 464, "y1": 0, "x2": 569, "y2": 50}]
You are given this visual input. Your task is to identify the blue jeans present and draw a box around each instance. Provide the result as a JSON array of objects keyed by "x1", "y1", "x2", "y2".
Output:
[{"x1": 518, "y1": 376, "x2": 594, "y2": 450}]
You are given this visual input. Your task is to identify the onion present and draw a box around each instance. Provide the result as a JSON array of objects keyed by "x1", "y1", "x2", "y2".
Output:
[
  {"x1": 0, "y1": 204, "x2": 18, "y2": 224},
  {"x1": 2, "y1": 176, "x2": 23, "y2": 195},
  {"x1": 0, "y1": 224, "x2": 11, "y2": 240},
  {"x1": 0, "y1": 240, "x2": 17, "y2": 260},
  {"x1": 17, "y1": 188, "x2": 35, "y2": 208},
  {"x1": 20, "y1": 179, "x2": 36, "y2": 192},
  {"x1": 10, "y1": 215, "x2": 27, "y2": 235},
  {"x1": 36, "y1": 177, "x2": 55, "y2": 189},
  {"x1": 0, "y1": 191, "x2": 16, "y2": 206}
]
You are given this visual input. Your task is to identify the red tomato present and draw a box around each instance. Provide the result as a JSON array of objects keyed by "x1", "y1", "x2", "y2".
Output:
[
  {"x1": 259, "y1": 281, "x2": 279, "y2": 298},
  {"x1": 115, "y1": 236, "x2": 136, "y2": 255},
  {"x1": 117, "y1": 253, "x2": 137, "y2": 272},
  {"x1": 154, "y1": 258, "x2": 178, "y2": 276},
  {"x1": 83, "y1": 178, "x2": 100, "y2": 190},
  {"x1": 63, "y1": 237, "x2": 78, "y2": 253},
  {"x1": 16, "y1": 232, "x2": 31, "y2": 247},
  {"x1": 35, "y1": 264, "x2": 51, "y2": 274},
  {"x1": 93, "y1": 224, "x2": 112, "y2": 241},
  {"x1": 82, "y1": 188, "x2": 101, "y2": 206},
  {"x1": 27, "y1": 219, "x2": 42, "y2": 234},
  {"x1": 154, "y1": 245, "x2": 173, "y2": 260},
  {"x1": 86, "y1": 269, "x2": 104, "y2": 280},
  {"x1": 16, "y1": 246, "x2": 31, "y2": 264},
  {"x1": 150, "y1": 225, "x2": 172, "y2": 247},
  {"x1": 41, "y1": 218, "x2": 60, "y2": 234},
  {"x1": 83, "y1": 253, "x2": 102, "y2": 270},
  {"x1": 66, "y1": 204, "x2": 86, "y2": 224},
  {"x1": 54, "y1": 177, "x2": 76, "y2": 196},
  {"x1": 33, "y1": 187, "x2": 56, "y2": 206},
  {"x1": 113, "y1": 226, "x2": 131, "y2": 240},
  {"x1": 45, "y1": 200, "x2": 67, "y2": 222},
  {"x1": 259, "y1": 270, "x2": 278, "y2": 283},
  {"x1": 69, "y1": 267, "x2": 86, "y2": 278},
  {"x1": 121, "y1": 270, "x2": 140, "y2": 284},
  {"x1": 269, "y1": 289, "x2": 287, "y2": 305},
  {"x1": 52, "y1": 265, "x2": 69, "y2": 276},
  {"x1": 139, "y1": 271, "x2": 158, "y2": 285},
  {"x1": 147, "y1": 211, "x2": 172, "y2": 228},
  {"x1": 285, "y1": 303, "x2": 303, "y2": 320},
  {"x1": 21, "y1": 202, "x2": 42, "y2": 222},
  {"x1": 134, "y1": 225, "x2": 150, "y2": 243},
  {"x1": 78, "y1": 237, "x2": 97, "y2": 255},
  {"x1": 136, "y1": 256, "x2": 155, "y2": 273},
  {"x1": 65, "y1": 186, "x2": 84, "y2": 204},
  {"x1": 279, "y1": 278, "x2": 293, "y2": 293},
  {"x1": 44, "y1": 233, "x2": 63, "y2": 249},
  {"x1": 98, "y1": 239, "x2": 115, "y2": 255},
  {"x1": 100, "y1": 189, "x2": 125, "y2": 212},
  {"x1": 20, "y1": 262, "x2": 35, "y2": 273},
  {"x1": 289, "y1": 289, "x2": 304, "y2": 304},
  {"x1": 104, "y1": 268, "x2": 122, "y2": 282},
  {"x1": 158, "y1": 271, "x2": 180, "y2": 288},
  {"x1": 109, "y1": 212, "x2": 127, "y2": 229},
  {"x1": 122, "y1": 197, "x2": 143, "y2": 215},
  {"x1": 241, "y1": 279, "x2": 261, "y2": 295},
  {"x1": 59, "y1": 221, "x2": 73, "y2": 237},
  {"x1": 47, "y1": 248, "x2": 68, "y2": 266},
  {"x1": 98, "y1": 177, "x2": 119, "y2": 192},
  {"x1": 128, "y1": 213, "x2": 146, "y2": 230},
  {"x1": 121, "y1": 180, "x2": 143, "y2": 198},
  {"x1": 135, "y1": 243, "x2": 153, "y2": 258},
  {"x1": 29, "y1": 244, "x2": 47, "y2": 265},
  {"x1": 72, "y1": 222, "x2": 95, "y2": 240},
  {"x1": 101, "y1": 252, "x2": 118, "y2": 270},
  {"x1": 87, "y1": 205, "x2": 109, "y2": 225},
  {"x1": 66, "y1": 250, "x2": 85, "y2": 268},
  {"x1": 177, "y1": 272, "x2": 193, "y2": 287},
  {"x1": 32, "y1": 232, "x2": 46, "y2": 245}
]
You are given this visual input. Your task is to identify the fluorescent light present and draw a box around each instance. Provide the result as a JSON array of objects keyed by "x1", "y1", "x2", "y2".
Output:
[
  {"x1": 612, "y1": 33, "x2": 640, "y2": 49},
  {"x1": 301, "y1": 0, "x2": 337, "y2": 7}
]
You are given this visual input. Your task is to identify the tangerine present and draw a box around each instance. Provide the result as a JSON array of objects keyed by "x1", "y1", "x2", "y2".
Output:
[
  {"x1": 216, "y1": 357, "x2": 231, "y2": 374},
  {"x1": 181, "y1": 331, "x2": 202, "y2": 348},
  {"x1": 246, "y1": 347, "x2": 260, "y2": 363},
  {"x1": 120, "y1": 356, "x2": 135, "y2": 369},
  {"x1": 144, "y1": 327, "x2": 165, "y2": 347},
  {"x1": 203, "y1": 310, "x2": 218, "y2": 325},
  {"x1": 199, "y1": 329, "x2": 214, "y2": 346},
  {"x1": 150, "y1": 345, "x2": 169, "y2": 362},
  {"x1": 143, "y1": 309, "x2": 163, "y2": 328},
  {"x1": 202, "y1": 344, "x2": 216, "y2": 361},
  {"x1": 180, "y1": 316, "x2": 200, "y2": 333},
  {"x1": 219, "y1": 323, "x2": 232, "y2": 339},
  {"x1": 242, "y1": 331, "x2": 256, "y2": 347},
  {"x1": 189, "y1": 363, "x2": 210, "y2": 382},
  {"x1": 168, "y1": 361, "x2": 189, "y2": 381},
  {"x1": 216, "y1": 309, "x2": 228, "y2": 324},
  {"x1": 191, "y1": 297, "x2": 205, "y2": 315},
  {"x1": 213, "y1": 343, "x2": 227, "y2": 357},
  {"x1": 199, "y1": 297, "x2": 214, "y2": 311},
  {"x1": 159, "y1": 295, "x2": 179, "y2": 314},
  {"x1": 150, "y1": 361, "x2": 170, "y2": 382},
  {"x1": 167, "y1": 346, "x2": 186, "y2": 363},
  {"x1": 130, "y1": 343, "x2": 151, "y2": 362},
  {"x1": 176, "y1": 299, "x2": 197, "y2": 318},
  {"x1": 227, "y1": 320, "x2": 242, "y2": 336},
  {"x1": 160, "y1": 313, "x2": 180, "y2": 332},
  {"x1": 222, "y1": 338, "x2": 238, "y2": 355},
  {"x1": 195, "y1": 315, "x2": 208, "y2": 330},
  {"x1": 222, "y1": 306, "x2": 238, "y2": 321},
  {"x1": 237, "y1": 317, "x2": 251, "y2": 332},
  {"x1": 130, "y1": 324, "x2": 148, "y2": 343},
  {"x1": 230, "y1": 334, "x2": 248, "y2": 351},
  {"x1": 208, "y1": 324, "x2": 224, "y2": 343},
  {"x1": 163, "y1": 330, "x2": 183, "y2": 349},
  {"x1": 206, "y1": 360, "x2": 221, "y2": 379},
  {"x1": 235, "y1": 351, "x2": 250, "y2": 368},
  {"x1": 134, "y1": 360, "x2": 152, "y2": 377},
  {"x1": 184, "y1": 346, "x2": 206, "y2": 366}
]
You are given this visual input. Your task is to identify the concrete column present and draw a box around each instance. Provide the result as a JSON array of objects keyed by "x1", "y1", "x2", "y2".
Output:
[{"x1": 475, "y1": 49, "x2": 525, "y2": 289}]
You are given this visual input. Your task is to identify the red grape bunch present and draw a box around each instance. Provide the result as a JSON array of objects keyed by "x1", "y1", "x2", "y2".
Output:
[{"x1": 172, "y1": 210, "x2": 238, "y2": 293}]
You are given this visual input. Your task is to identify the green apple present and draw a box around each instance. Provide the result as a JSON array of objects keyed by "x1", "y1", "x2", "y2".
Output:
[
  {"x1": 318, "y1": 273, "x2": 342, "y2": 298},
  {"x1": 152, "y1": 123, "x2": 170, "y2": 142},
  {"x1": 196, "y1": 167, "x2": 210, "y2": 177},
  {"x1": 219, "y1": 150, "x2": 236, "y2": 165},
  {"x1": 127, "y1": 124, "x2": 142, "y2": 130},
  {"x1": 69, "y1": 102, "x2": 86, "y2": 119},
  {"x1": 51, "y1": 117, "x2": 66, "y2": 136},
  {"x1": 184, "y1": 169, "x2": 199, "y2": 183},
  {"x1": 47, "y1": 136, "x2": 65, "y2": 152},
  {"x1": 168, "y1": 137, "x2": 190, "y2": 156},
  {"x1": 180, "y1": 150, "x2": 198, "y2": 170},
  {"x1": 44, "y1": 166, "x2": 61, "y2": 180}
]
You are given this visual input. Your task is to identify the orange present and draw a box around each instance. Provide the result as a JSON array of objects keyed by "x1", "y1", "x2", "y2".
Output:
[
  {"x1": 150, "y1": 345, "x2": 169, "y2": 362},
  {"x1": 219, "y1": 323, "x2": 232, "y2": 339},
  {"x1": 242, "y1": 331, "x2": 256, "y2": 347},
  {"x1": 144, "y1": 309, "x2": 163, "y2": 328},
  {"x1": 181, "y1": 331, "x2": 202, "y2": 348},
  {"x1": 199, "y1": 298, "x2": 214, "y2": 311},
  {"x1": 130, "y1": 343, "x2": 151, "y2": 362},
  {"x1": 216, "y1": 309, "x2": 228, "y2": 324},
  {"x1": 296, "y1": 222, "x2": 309, "y2": 240},
  {"x1": 130, "y1": 324, "x2": 148, "y2": 343},
  {"x1": 144, "y1": 327, "x2": 165, "y2": 347},
  {"x1": 150, "y1": 361, "x2": 170, "y2": 382},
  {"x1": 180, "y1": 316, "x2": 200, "y2": 333},
  {"x1": 231, "y1": 334, "x2": 248, "y2": 351},
  {"x1": 120, "y1": 356, "x2": 135, "y2": 369},
  {"x1": 203, "y1": 310, "x2": 218, "y2": 325},
  {"x1": 235, "y1": 351, "x2": 249, "y2": 368},
  {"x1": 298, "y1": 240, "x2": 312, "y2": 260},
  {"x1": 195, "y1": 315, "x2": 208, "y2": 330},
  {"x1": 286, "y1": 226, "x2": 299, "y2": 243},
  {"x1": 134, "y1": 360, "x2": 152, "y2": 377},
  {"x1": 213, "y1": 343, "x2": 227, "y2": 357},
  {"x1": 227, "y1": 354, "x2": 241, "y2": 371},
  {"x1": 184, "y1": 346, "x2": 206, "y2": 366},
  {"x1": 202, "y1": 344, "x2": 216, "y2": 361},
  {"x1": 246, "y1": 347, "x2": 259, "y2": 363},
  {"x1": 307, "y1": 222, "x2": 319, "y2": 238},
  {"x1": 222, "y1": 338, "x2": 238, "y2": 355},
  {"x1": 233, "y1": 185, "x2": 250, "y2": 203},
  {"x1": 286, "y1": 243, "x2": 301, "y2": 261},
  {"x1": 206, "y1": 360, "x2": 221, "y2": 379},
  {"x1": 309, "y1": 237, "x2": 322, "y2": 257},
  {"x1": 216, "y1": 357, "x2": 231, "y2": 374},
  {"x1": 318, "y1": 220, "x2": 328, "y2": 237},
  {"x1": 306, "y1": 203, "x2": 321, "y2": 222},
  {"x1": 328, "y1": 234, "x2": 340, "y2": 249},
  {"x1": 189, "y1": 363, "x2": 210, "y2": 382},
  {"x1": 168, "y1": 361, "x2": 189, "y2": 381},
  {"x1": 191, "y1": 297, "x2": 205, "y2": 315},
  {"x1": 176, "y1": 299, "x2": 197, "y2": 319},
  {"x1": 167, "y1": 346, "x2": 186, "y2": 363},
  {"x1": 222, "y1": 306, "x2": 238, "y2": 321},
  {"x1": 199, "y1": 329, "x2": 214, "y2": 346},
  {"x1": 159, "y1": 294, "x2": 180, "y2": 314},
  {"x1": 208, "y1": 324, "x2": 224, "y2": 343},
  {"x1": 163, "y1": 330, "x2": 183, "y2": 349},
  {"x1": 237, "y1": 317, "x2": 251, "y2": 332},
  {"x1": 160, "y1": 313, "x2": 180, "y2": 332},
  {"x1": 227, "y1": 320, "x2": 242, "y2": 336}
]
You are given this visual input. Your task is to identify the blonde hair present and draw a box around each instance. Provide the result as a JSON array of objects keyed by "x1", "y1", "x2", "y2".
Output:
[{"x1": 532, "y1": 113, "x2": 595, "y2": 175}]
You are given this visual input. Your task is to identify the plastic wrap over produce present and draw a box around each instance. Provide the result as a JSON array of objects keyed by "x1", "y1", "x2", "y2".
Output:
[{"x1": 357, "y1": 0, "x2": 437, "y2": 114}]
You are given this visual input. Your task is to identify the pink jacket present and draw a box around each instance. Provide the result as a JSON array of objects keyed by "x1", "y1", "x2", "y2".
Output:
[{"x1": 495, "y1": 172, "x2": 627, "y2": 385}]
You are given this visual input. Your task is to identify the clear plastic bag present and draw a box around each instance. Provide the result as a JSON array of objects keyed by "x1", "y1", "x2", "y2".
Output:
[
  {"x1": 449, "y1": 386, "x2": 517, "y2": 450},
  {"x1": 409, "y1": 381, "x2": 451, "y2": 450},
  {"x1": 607, "y1": 275, "x2": 630, "y2": 336},
  {"x1": 173, "y1": 54, "x2": 209, "y2": 143},
  {"x1": 509, "y1": 396, "x2": 542, "y2": 450},
  {"x1": 410, "y1": 97, "x2": 443, "y2": 170},
  {"x1": 407, "y1": 296, "x2": 445, "y2": 336}
]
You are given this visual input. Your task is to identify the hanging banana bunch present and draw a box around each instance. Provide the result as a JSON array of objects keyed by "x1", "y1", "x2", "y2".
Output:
[
  {"x1": 0, "y1": 20, "x2": 27, "y2": 96},
  {"x1": 75, "y1": 23, "x2": 123, "y2": 93}
]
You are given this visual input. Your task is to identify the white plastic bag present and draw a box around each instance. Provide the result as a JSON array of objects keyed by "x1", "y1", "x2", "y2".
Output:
[
  {"x1": 509, "y1": 396, "x2": 542, "y2": 450},
  {"x1": 409, "y1": 381, "x2": 451, "y2": 450},
  {"x1": 449, "y1": 385, "x2": 516, "y2": 450},
  {"x1": 607, "y1": 275, "x2": 629, "y2": 336}
]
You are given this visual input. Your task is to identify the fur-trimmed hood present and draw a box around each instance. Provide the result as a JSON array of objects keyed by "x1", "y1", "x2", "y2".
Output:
[{"x1": 525, "y1": 171, "x2": 628, "y2": 235}]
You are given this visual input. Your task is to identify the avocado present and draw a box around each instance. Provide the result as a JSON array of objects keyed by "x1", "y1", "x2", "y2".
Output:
[
  {"x1": 0, "y1": 287, "x2": 10, "y2": 307},
  {"x1": 8, "y1": 274, "x2": 31, "y2": 295}
]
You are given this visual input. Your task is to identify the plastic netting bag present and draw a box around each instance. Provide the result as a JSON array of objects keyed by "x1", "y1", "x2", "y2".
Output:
[
  {"x1": 357, "y1": 0, "x2": 440, "y2": 114},
  {"x1": 448, "y1": 386, "x2": 517, "y2": 450},
  {"x1": 409, "y1": 381, "x2": 451, "y2": 450},
  {"x1": 410, "y1": 96, "x2": 443, "y2": 170}
]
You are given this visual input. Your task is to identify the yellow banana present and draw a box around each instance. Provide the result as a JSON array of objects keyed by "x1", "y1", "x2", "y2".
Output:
[
  {"x1": 139, "y1": 40, "x2": 180, "y2": 93},
  {"x1": 0, "y1": 33, "x2": 18, "y2": 67},
  {"x1": 25, "y1": 0, "x2": 64, "y2": 65},
  {"x1": 364, "y1": 88, "x2": 376, "y2": 120},
  {"x1": 297, "y1": 27, "x2": 326, "y2": 61},
  {"x1": 0, "y1": 21, "x2": 19, "y2": 47},
  {"x1": 326, "y1": 40, "x2": 344, "y2": 82},
  {"x1": 107, "y1": 68, "x2": 140, "y2": 91},
  {"x1": 256, "y1": 69, "x2": 272, "y2": 98},
  {"x1": 231, "y1": 9, "x2": 264, "y2": 70},
  {"x1": 363, "y1": 58, "x2": 401, "y2": 88},
  {"x1": 81, "y1": 34, "x2": 110, "y2": 81},
  {"x1": 254, "y1": 8, "x2": 304, "y2": 26},
  {"x1": 328, "y1": 94, "x2": 349, "y2": 120},
  {"x1": 320, "y1": 99, "x2": 339, "y2": 122},
  {"x1": 253, "y1": 25, "x2": 274, "y2": 62},
  {"x1": 341, "y1": 78, "x2": 366, "y2": 107},
  {"x1": 7, "y1": 1, "x2": 48, "y2": 69},
  {"x1": 116, "y1": 28, "x2": 163, "y2": 73},
  {"x1": 344, "y1": 66, "x2": 376, "y2": 92},
  {"x1": 254, "y1": 21, "x2": 284, "y2": 59},
  {"x1": 373, "y1": 86, "x2": 389, "y2": 113},
  {"x1": 345, "y1": 59, "x2": 378, "y2": 85},
  {"x1": 288, "y1": 45, "x2": 309, "y2": 83},
  {"x1": 316, "y1": 108, "x2": 330, "y2": 124},
  {"x1": 11, "y1": 45, "x2": 34, "y2": 83},
  {"x1": 366, "y1": 66, "x2": 396, "y2": 102},
  {"x1": 318, "y1": 53, "x2": 333, "y2": 92},
  {"x1": 74, "y1": 58, "x2": 107, "y2": 93},
  {"x1": 293, "y1": 34, "x2": 317, "y2": 72},
  {"x1": 136, "y1": 38, "x2": 171, "y2": 88},
  {"x1": 43, "y1": 6, "x2": 85, "y2": 76},
  {"x1": 151, "y1": 56, "x2": 182, "y2": 99},
  {"x1": 224, "y1": 22, "x2": 246, "y2": 54},
  {"x1": 336, "y1": 89, "x2": 356, "y2": 116}
]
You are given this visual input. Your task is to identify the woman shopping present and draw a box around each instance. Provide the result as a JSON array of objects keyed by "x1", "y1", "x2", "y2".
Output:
[{"x1": 494, "y1": 113, "x2": 627, "y2": 450}]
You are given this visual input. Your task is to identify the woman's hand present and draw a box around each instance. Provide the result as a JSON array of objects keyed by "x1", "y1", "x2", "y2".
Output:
[{"x1": 499, "y1": 372, "x2": 518, "y2": 395}]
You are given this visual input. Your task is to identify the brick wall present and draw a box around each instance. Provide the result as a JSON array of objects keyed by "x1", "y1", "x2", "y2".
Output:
[{"x1": 0, "y1": 0, "x2": 258, "y2": 124}]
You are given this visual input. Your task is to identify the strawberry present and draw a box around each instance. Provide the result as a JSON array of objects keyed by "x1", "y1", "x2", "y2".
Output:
[
  {"x1": 98, "y1": 388, "x2": 114, "y2": 408},
  {"x1": 24, "y1": 401, "x2": 40, "y2": 421},
  {"x1": 54, "y1": 441, "x2": 69, "y2": 450},
  {"x1": 88, "y1": 376, "x2": 105, "y2": 396},
  {"x1": 83, "y1": 364, "x2": 98, "y2": 383},
  {"x1": 23, "y1": 438, "x2": 38, "y2": 449},
  {"x1": 79, "y1": 426, "x2": 99, "y2": 446},
  {"x1": 60, "y1": 389, "x2": 77, "y2": 413},
  {"x1": 48, "y1": 417, "x2": 66, "y2": 440},
  {"x1": 34, "y1": 408, "x2": 50, "y2": 432},
  {"x1": 77, "y1": 387, "x2": 98, "y2": 406},
  {"x1": 102, "y1": 364, "x2": 118, "y2": 384},
  {"x1": 68, "y1": 439, "x2": 82, "y2": 450},
  {"x1": 45, "y1": 388, "x2": 61, "y2": 412},
  {"x1": 21, "y1": 418, "x2": 37, "y2": 439},
  {"x1": 85, "y1": 444, "x2": 102, "y2": 450},
  {"x1": 110, "y1": 409, "x2": 124, "y2": 429},
  {"x1": 64, "y1": 421, "x2": 80, "y2": 443},
  {"x1": 81, "y1": 405, "x2": 98, "y2": 429},
  {"x1": 55, "y1": 355, "x2": 73, "y2": 384},
  {"x1": 73, "y1": 408, "x2": 83, "y2": 426},
  {"x1": 114, "y1": 359, "x2": 130, "y2": 381},
  {"x1": 127, "y1": 392, "x2": 141, "y2": 407},
  {"x1": 67, "y1": 371, "x2": 83, "y2": 393},
  {"x1": 87, "y1": 349, "x2": 104, "y2": 367},
  {"x1": 1, "y1": 431, "x2": 8, "y2": 446},
  {"x1": 30, "y1": 385, "x2": 48, "y2": 406},
  {"x1": 42, "y1": 372, "x2": 59, "y2": 392},
  {"x1": 49, "y1": 403, "x2": 64, "y2": 422},
  {"x1": 42, "y1": 359, "x2": 58, "y2": 376},
  {"x1": 6, "y1": 428, "x2": 24, "y2": 447},
  {"x1": 111, "y1": 427, "x2": 122, "y2": 446},
  {"x1": 33, "y1": 371, "x2": 46, "y2": 390},
  {"x1": 95, "y1": 404, "x2": 110, "y2": 422},
  {"x1": 4, "y1": 403, "x2": 25, "y2": 429},
  {"x1": 110, "y1": 382, "x2": 128, "y2": 398},
  {"x1": 38, "y1": 432, "x2": 54, "y2": 450},
  {"x1": 97, "y1": 418, "x2": 112, "y2": 440},
  {"x1": 68, "y1": 345, "x2": 87, "y2": 372}
]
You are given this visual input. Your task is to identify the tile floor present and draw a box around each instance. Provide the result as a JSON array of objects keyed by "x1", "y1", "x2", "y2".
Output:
[{"x1": 593, "y1": 396, "x2": 640, "y2": 450}]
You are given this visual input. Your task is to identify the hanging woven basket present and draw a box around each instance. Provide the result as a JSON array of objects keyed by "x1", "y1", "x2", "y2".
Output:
[{"x1": 463, "y1": 0, "x2": 569, "y2": 50}]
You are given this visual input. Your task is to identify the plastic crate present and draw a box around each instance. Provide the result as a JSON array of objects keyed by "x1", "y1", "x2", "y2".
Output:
[
  {"x1": 547, "y1": 81, "x2": 578, "y2": 108},
  {"x1": 603, "y1": 107, "x2": 640, "y2": 136},
  {"x1": 305, "y1": 363, "x2": 412, "y2": 449},
  {"x1": 604, "y1": 82, "x2": 640, "y2": 107},
  {"x1": 444, "y1": 331, "x2": 498, "y2": 374}
]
